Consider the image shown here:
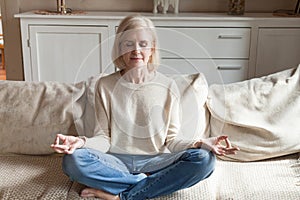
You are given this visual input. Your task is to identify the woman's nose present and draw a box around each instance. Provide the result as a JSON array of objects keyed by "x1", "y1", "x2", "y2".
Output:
[{"x1": 133, "y1": 42, "x2": 141, "y2": 51}]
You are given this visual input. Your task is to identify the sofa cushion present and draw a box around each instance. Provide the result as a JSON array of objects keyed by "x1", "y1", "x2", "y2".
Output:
[
  {"x1": 0, "y1": 81, "x2": 84, "y2": 154},
  {"x1": 207, "y1": 65, "x2": 300, "y2": 161},
  {"x1": 1, "y1": 154, "x2": 298, "y2": 199}
]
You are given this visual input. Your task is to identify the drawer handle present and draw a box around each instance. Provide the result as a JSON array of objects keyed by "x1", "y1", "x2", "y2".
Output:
[
  {"x1": 218, "y1": 35, "x2": 243, "y2": 39},
  {"x1": 217, "y1": 66, "x2": 242, "y2": 70}
]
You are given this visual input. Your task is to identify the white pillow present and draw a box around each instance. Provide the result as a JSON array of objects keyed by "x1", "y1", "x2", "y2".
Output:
[{"x1": 207, "y1": 66, "x2": 300, "y2": 161}]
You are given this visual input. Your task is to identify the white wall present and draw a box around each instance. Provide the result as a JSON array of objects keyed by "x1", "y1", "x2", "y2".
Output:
[
  {"x1": 1, "y1": 0, "x2": 297, "y2": 80},
  {"x1": 18, "y1": 0, "x2": 297, "y2": 13}
]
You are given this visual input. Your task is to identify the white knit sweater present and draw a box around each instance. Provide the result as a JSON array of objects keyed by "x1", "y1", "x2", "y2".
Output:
[{"x1": 84, "y1": 71, "x2": 195, "y2": 155}]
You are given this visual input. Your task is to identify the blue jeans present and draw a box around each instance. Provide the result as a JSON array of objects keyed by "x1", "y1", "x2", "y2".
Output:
[{"x1": 62, "y1": 148, "x2": 215, "y2": 200}]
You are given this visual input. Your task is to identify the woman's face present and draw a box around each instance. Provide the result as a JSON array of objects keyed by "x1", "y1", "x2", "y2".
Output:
[{"x1": 120, "y1": 29, "x2": 153, "y2": 70}]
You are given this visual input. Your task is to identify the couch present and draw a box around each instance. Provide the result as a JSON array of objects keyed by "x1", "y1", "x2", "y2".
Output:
[{"x1": 0, "y1": 66, "x2": 299, "y2": 200}]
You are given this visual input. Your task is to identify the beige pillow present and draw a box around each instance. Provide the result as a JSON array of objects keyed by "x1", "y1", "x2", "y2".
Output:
[
  {"x1": 207, "y1": 66, "x2": 300, "y2": 161},
  {"x1": 0, "y1": 80, "x2": 84, "y2": 154},
  {"x1": 73, "y1": 74, "x2": 103, "y2": 138}
]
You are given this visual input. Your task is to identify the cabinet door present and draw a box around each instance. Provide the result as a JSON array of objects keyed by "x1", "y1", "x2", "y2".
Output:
[
  {"x1": 159, "y1": 59, "x2": 248, "y2": 85},
  {"x1": 29, "y1": 25, "x2": 110, "y2": 83},
  {"x1": 256, "y1": 28, "x2": 300, "y2": 77}
]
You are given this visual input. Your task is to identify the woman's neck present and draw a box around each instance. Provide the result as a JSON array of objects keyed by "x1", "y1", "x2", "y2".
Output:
[{"x1": 121, "y1": 66, "x2": 155, "y2": 84}]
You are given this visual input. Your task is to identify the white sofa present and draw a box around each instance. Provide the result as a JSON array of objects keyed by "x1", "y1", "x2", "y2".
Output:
[{"x1": 0, "y1": 67, "x2": 299, "y2": 200}]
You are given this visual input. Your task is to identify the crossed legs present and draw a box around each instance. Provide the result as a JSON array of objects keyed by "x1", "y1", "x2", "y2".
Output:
[{"x1": 62, "y1": 148, "x2": 215, "y2": 200}]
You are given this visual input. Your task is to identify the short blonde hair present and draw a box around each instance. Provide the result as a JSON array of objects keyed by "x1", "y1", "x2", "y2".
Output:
[{"x1": 112, "y1": 15, "x2": 160, "y2": 70}]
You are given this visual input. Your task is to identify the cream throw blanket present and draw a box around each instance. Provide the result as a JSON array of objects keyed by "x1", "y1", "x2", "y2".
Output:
[{"x1": 207, "y1": 65, "x2": 300, "y2": 161}]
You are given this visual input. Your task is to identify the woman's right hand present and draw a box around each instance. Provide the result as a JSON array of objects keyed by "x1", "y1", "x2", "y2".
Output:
[
  {"x1": 193, "y1": 135, "x2": 239, "y2": 156},
  {"x1": 50, "y1": 134, "x2": 85, "y2": 154}
]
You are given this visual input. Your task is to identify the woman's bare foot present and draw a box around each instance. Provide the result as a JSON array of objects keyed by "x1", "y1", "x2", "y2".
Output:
[{"x1": 81, "y1": 188, "x2": 120, "y2": 200}]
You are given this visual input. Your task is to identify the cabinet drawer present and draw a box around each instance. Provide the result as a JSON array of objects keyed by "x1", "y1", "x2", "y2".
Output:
[
  {"x1": 156, "y1": 27, "x2": 251, "y2": 59},
  {"x1": 159, "y1": 59, "x2": 248, "y2": 84}
]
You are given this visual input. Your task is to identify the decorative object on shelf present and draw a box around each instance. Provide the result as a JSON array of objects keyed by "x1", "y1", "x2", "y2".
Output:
[
  {"x1": 153, "y1": 0, "x2": 179, "y2": 14},
  {"x1": 36, "y1": 0, "x2": 73, "y2": 14},
  {"x1": 228, "y1": 0, "x2": 245, "y2": 15},
  {"x1": 34, "y1": 10, "x2": 86, "y2": 15},
  {"x1": 57, "y1": 0, "x2": 67, "y2": 14},
  {"x1": 34, "y1": 0, "x2": 86, "y2": 15}
]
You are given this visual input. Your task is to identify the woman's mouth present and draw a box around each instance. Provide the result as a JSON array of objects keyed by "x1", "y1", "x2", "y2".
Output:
[{"x1": 130, "y1": 57, "x2": 142, "y2": 61}]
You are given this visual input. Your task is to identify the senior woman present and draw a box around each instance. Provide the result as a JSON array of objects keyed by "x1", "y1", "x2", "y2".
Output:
[{"x1": 51, "y1": 15, "x2": 239, "y2": 200}]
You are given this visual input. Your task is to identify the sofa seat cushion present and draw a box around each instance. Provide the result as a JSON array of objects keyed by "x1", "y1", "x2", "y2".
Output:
[
  {"x1": 0, "y1": 155, "x2": 72, "y2": 199},
  {"x1": 213, "y1": 154, "x2": 300, "y2": 199},
  {"x1": 0, "y1": 154, "x2": 298, "y2": 199}
]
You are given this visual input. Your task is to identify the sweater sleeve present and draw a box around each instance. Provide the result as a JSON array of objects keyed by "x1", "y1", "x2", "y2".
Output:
[
  {"x1": 84, "y1": 79, "x2": 111, "y2": 153},
  {"x1": 165, "y1": 82, "x2": 196, "y2": 152}
]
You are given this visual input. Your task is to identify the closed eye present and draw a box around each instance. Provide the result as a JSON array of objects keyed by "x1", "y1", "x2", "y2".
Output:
[
  {"x1": 123, "y1": 40, "x2": 134, "y2": 47},
  {"x1": 139, "y1": 40, "x2": 150, "y2": 47},
  {"x1": 122, "y1": 40, "x2": 151, "y2": 48}
]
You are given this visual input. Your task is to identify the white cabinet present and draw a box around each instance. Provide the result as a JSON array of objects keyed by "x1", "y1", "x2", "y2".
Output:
[
  {"x1": 255, "y1": 28, "x2": 300, "y2": 77},
  {"x1": 15, "y1": 12, "x2": 300, "y2": 83},
  {"x1": 157, "y1": 27, "x2": 250, "y2": 84},
  {"x1": 28, "y1": 25, "x2": 109, "y2": 83}
]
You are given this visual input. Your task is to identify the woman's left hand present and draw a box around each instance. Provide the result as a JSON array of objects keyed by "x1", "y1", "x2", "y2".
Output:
[
  {"x1": 194, "y1": 135, "x2": 240, "y2": 156},
  {"x1": 50, "y1": 134, "x2": 85, "y2": 154}
]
